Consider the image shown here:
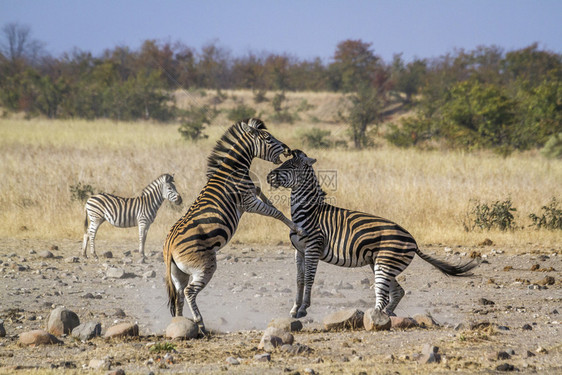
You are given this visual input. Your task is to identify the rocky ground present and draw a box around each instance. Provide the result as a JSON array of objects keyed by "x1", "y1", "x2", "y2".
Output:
[{"x1": 0, "y1": 238, "x2": 560, "y2": 374}]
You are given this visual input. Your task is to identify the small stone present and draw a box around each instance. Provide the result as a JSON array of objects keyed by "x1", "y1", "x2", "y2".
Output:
[
  {"x1": 47, "y1": 307, "x2": 80, "y2": 335},
  {"x1": 107, "y1": 370, "x2": 125, "y2": 375},
  {"x1": 496, "y1": 351, "x2": 511, "y2": 360},
  {"x1": 525, "y1": 350, "x2": 536, "y2": 358},
  {"x1": 280, "y1": 343, "x2": 312, "y2": 355},
  {"x1": 503, "y1": 266, "x2": 513, "y2": 271},
  {"x1": 19, "y1": 330, "x2": 62, "y2": 345},
  {"x1": 104, "y1": 323, "x2": 139, "y2": 338},
  {"x1": 88, "y1": 358, "x2": 111, "y2": 370},
  {"x1": 418, "y1": 343, "x2": 440, "y2": 364},
  {"x1": 142, "y1": 270, "x2": 156, "y2": 279},
  {"x1": 323, "y1": 308, "x2": 364, "y2": 330},
  {"x1": 479, "y1": 238, "x2": 493, "y2": 246},
  {"x1": 165, "y1": 317, "x2": 198, "y2": 340},
  {"x1": 496, "y1": 363, "x2": 515, "y2": 371},
  {"x1": 363, "y1": 309, "x2": 391, "y2": 331},
  {"x1": 253, "y1": 353, "x2": 271, "y2": 362},
  {"x1": 522, "y1": 324, "x2": 532, "y2": 330},
  {"x1": 64, "y1": 256, "x2": 79, "y2": 263},
  {"x1": 390, "y1": 316, "x2": 419, "y2": 329},
  {"x1": 39, "y1": 250, "x2": 54, "y2": 259},
  {"x1": 225, "y1": 356, "x2": 240, "y2": 365},
  {"x1": 536, "y1": 346, "x2": 548, "y2": 354},
  {"x1": 102, "y1": 251, "x2": 113, "y2": 258},
  {"x1": 537, "y1": 276, "x2": 555, "y2": 286},
  {"x1": 267, "y1": 317, "x2": 303, "y2": 332},
  {"x1": 106, "y1": 267, "x2": 126, "y2": 279},
  {"x1": 413, "y1": 313, "x2": 438, "y2": 328},
  {"x1": 479, "y1": 298, "x2": 495, "y2": 306},
  {"x1": 530, "y1": 264, "x2": 540, "y2": 271},
  {"x1": 114, "y1": 308, "x2": 126, "y2": 318},
  {"x1": 71, "y1": 321, "x2": 101, "y2": 341},
  {"x1": 0, "y1": 319, "x2": 5, "y2": 337}
]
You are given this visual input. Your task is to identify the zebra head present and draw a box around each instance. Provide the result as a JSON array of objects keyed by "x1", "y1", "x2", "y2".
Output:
[
  {"x1": 162, "y1": 174, "x2": 183, "y2": 205},
  {"x1": 241, "y1": 118, "x2": 290, "y2": 165},
  {"x1": 267, "y1": 149, "x2": 317, "y2": 189}
]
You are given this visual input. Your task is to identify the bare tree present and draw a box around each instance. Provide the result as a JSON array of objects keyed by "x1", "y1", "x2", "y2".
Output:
[{"x1": 1, "y1": 23, "x2": 43, "y2": 64}]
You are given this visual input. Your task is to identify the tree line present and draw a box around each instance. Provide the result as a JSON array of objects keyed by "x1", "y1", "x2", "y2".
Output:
[{"x1": 1, "y1": 23, "x2": 561, "y2": 154}]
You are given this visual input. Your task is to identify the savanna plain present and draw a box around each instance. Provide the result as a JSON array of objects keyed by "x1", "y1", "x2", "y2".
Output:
[{"x1": 0, "y1": 90, "x2": 561, "y2": 374}]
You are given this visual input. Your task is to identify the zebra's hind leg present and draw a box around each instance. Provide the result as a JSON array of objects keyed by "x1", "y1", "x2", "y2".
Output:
[
  {"x1": 372, "y1": 263, "x2": 392, "y2": 313},
  {"x1": 184, "y1": 260, "x2": 217, "y2": 335},
  {"x1": 170, "y1": 260, "x2": 190, "y2": 316},
  {"x1": 383, "y1": 278, "x2": 405, "y2": 316},
  {"x1": 86, "y1": 216, "x2": 104, "y2": 258}
]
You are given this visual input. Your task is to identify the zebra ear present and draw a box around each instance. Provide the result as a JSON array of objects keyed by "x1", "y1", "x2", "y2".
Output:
[
  {"x1": 241, "y1": 121, "x2": 259, "y2": 137},
  {"x1": 304, "y1": 156, "x2": 317, "y2": 166}
]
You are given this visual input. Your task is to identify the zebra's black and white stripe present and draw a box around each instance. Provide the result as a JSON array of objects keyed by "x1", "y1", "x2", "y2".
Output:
[
  {"x1": 82, "y1": 173, "x2": 182, "y2": 258},
  {"x1": 163, "y1": 118, "x2": 303, "y2": 334},
  {"x1": 267, "y1": 150, "x2": 480, "y2": 318}
]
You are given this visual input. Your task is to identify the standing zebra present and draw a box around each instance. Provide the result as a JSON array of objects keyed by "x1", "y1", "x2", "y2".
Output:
[
  {"x1": 82, "y1": 173, "x2": 182, "y2": 259},
  {"x1": 163, "y1": 118, "x2": 304, "y2": 334},
  {"x1": 267, "y1": 150, "x2": 480, "y2": 319}
]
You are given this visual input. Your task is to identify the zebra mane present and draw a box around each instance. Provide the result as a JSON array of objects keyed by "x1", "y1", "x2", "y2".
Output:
[
  {"x1": 206, "y1": 118, "x2": 266, "y2": 179},
  {"x1": 141, "y1": 174, "x2": 171, "y2": 195}
]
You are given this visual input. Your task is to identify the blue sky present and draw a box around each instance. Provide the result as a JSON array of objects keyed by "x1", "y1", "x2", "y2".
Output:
[{"x1": 1, "y1": 0, "x2": 561, "y2": 63}]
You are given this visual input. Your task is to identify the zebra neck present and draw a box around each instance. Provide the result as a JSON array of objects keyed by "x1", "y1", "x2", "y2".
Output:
[
  {"x1": 214, "y1": 147, "x2": 253, "y2": 176},
  {"x1": 290, "y1": 177, "x2": 325, "y2": 219}
]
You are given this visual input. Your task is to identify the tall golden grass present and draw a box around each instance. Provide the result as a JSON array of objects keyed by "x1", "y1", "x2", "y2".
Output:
[{"x1": 1, "y1": 98, "x2": 561, "y2": 251}]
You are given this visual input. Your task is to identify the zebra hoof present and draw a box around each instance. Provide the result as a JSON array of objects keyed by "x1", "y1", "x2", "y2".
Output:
[{"x1": 296, "y1": 310, "x2": 308, "y2": 318}]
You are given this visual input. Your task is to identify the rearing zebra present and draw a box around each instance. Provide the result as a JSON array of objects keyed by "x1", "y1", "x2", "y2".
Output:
[
  {"x1": 82, "y1": 173, "x2": 182, "y2": 259},
  {"x1": 163, "y1": 118, "x2": 304, "y2": 334},
  {"x1": 267, "y1": 150, "x2": 480, "y2": 319}
]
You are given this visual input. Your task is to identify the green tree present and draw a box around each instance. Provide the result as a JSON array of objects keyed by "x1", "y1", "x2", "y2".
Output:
[{"x1": 329, "y1": 39, "x2": 379, "y2": 92}]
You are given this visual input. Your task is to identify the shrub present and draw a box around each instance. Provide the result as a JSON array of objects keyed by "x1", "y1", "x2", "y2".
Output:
[
  {"x1": 463, "y1": 198, "x2": 517, "y2": 231},
  {"x1": 302, "y1": 128, "x2": 332, "y2": 148},
  {"x1": 253, "y1": 89, "x2": 268, "y2": 103},
  {"x1": 541, "y1": 133, "x2": 562, "y2": 159},
  {"x1": 70, "y1": 182, "x2": 95, "y2": 202},
  {"x1": 149, "y1": 342, "x2": 177, "y2": 353},
  {"x1": 178, "y1": 105, "x2": 217, "y2": 141},
  {"x1": 227, "y1": 104, "x2": 257, "y2": 123},
  {"x1": 529, "y1": 197, "x2": 562, "y2": 230}
]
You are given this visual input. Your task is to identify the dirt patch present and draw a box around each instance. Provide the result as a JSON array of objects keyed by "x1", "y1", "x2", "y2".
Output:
[{"x1": 1, "y1": 238, "x2": 561, "y2": 374}]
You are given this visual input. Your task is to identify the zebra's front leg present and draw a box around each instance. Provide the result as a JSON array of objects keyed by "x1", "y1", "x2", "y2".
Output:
[
  {"x1": 296, "y1": 250, "x2": 320, "y2": 318},
  {"x1": 245, "y1": 194, "x2": 307, "y2": 236},
  {"x1": 138, "y1": 222, "x2": 150, "y2": 260},
  {"x1": 290, "y1": 250, "x2": 305, "y2": 318}
]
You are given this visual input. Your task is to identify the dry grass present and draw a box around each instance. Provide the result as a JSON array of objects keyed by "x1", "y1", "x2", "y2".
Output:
[{"x1": 1, "y1": 92, "x2": 561, "y2": 251}]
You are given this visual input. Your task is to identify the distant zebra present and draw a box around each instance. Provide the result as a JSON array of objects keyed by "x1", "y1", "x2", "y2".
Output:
[
  {"x1": 82, "y1": 174, "x2": 182, "y2": 259},
  {"x1": 267, "y1": 150, "x2": 480, "y2": 319},
  {"x1": 163, "y1": 118, "x2": 304, "y2": 334}
]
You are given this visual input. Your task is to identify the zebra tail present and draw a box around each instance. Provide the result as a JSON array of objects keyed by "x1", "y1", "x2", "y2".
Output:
[
  {"x1": 415, "y1": 248, "x2": 480, "y2": 276},
  {"x1": 164, "y1": 244, "x2": 177, "y2": 316}
]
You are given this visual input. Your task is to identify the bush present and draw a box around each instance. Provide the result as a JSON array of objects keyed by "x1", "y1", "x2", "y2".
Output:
[
  {"x1": 529, "y1": 197, "x2": 562, "y2": 230},
  {"x1": 70, "y1": 182, "x2": 95, "y2": 202},
  {"x1": 541, "y1": 133, "x2": 562, "y2": 159},
  {"x1": 463, "y1": 198, "x2": 517, "y2": 231},
  {"x1": 227, "y1": 104, "x2": 257, "y2": 123},
  {"x1": 302, "y1": 128, "x2": 332, "y2": 148},
  {"x1": 178, "y1": 105, "x2": 217, "y2": 141},
  {"x1": 253, "y1": 89, "x2": 268, "y2": 103}
]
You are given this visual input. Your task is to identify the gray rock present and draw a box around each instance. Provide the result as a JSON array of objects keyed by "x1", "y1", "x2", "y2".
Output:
[
  {"x1": 106, "y1": 267, "x2": 126, "y2": 279},
  {"x1": 101, "y1": 251, "x2": 113, "y2": 258},
  {"x1": 323, "y1": 308, "x2": 364, "y2": 331},
  {"x1": 0, "y1": 319, "x2": 5, "y2": 337},
  {"x1": 88, "y1": 358, "x2": 111, "y2": 370},
  {"x1": 114, "y1": 308, "x2": 126, "y2": 318},
  {"x1": 64, "y1": 256, "x2": 79, "y2": 263},
  {"x1": 165, "y1": 317, "x2": 199, "y2": 340},
  {"x1": 47, "y1": 307, "x2": 80, "y2": 335},
  {"x1": 142, "y1": 270, "x2": 156, "y2": 279},
  {"x1": 496, "y1": 363, "x2": 515, "y2": 371},
  {"x1": 71, "y1": 321, "x2": 101, "y2": 341},
  {"x1": 253, "y1": 353, "x2": 271, "y2": 362},
  {"x1": 225, "y1": 356, "x2": 240, "y2": 365},
  {"x1": 418, "y1": 344, "x2": 441, "y2": 364},
  {"x1": 39, "y1": 250, "x2": 54, "y2": 259},
  {"x1": 267, "y1": 317, "x2": 303, "y2": 332},
  {"x1": 363, "y1": 308, "x2": 390, "y2": 331},
  {"x1": 280, "y1": 343, "x2": 312, "y2": 355}
]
